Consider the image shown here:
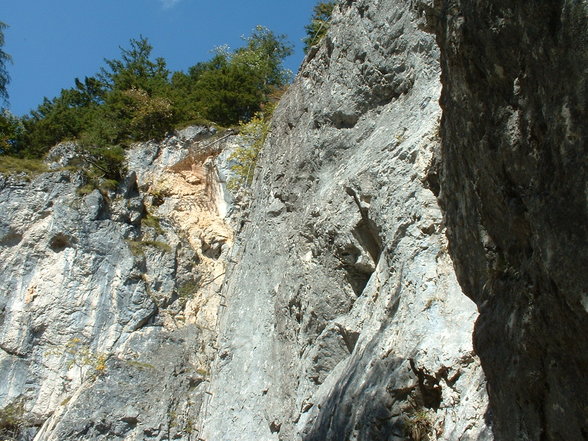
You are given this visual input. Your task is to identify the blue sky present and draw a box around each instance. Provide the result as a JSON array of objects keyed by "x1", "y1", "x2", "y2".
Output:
[{"x1": 3, "y1": 0, "x2": 318, "y2": 116}]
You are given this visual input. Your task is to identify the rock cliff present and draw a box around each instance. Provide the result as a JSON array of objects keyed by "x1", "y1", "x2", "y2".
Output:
[
  {"x1": 432, "y1": 1, "x2": 588, "y2": 439},
  {"x1": 1, "y1": 0, "x2": 585, "y2": 440},
  {"x1": 0, "y1": 129, "x2": 236, "y2": 440},
  {"x1": 201, "y1": 1, "x2": 490, "y2": 440}
]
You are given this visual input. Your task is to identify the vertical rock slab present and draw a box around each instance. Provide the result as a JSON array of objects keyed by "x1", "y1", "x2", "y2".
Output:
[
  {"x1": 202, "y1": 1, "x2": 492, "y2": 440},
  {"x1": 434, "y1": 1, "x2": 588, "y2": 439}
]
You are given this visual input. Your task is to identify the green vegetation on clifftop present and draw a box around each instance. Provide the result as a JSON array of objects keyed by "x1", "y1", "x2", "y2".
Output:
[{"x1": 0, "y1": 26, "x2": 292, "y2": 164}]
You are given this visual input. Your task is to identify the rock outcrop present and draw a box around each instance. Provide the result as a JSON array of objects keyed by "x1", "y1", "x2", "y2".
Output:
[
  {"x1": 0, "y1": 129, "x2": 236, "y2": 440},
  {"x1": 432, "y1": 1, "x2": 588, "y2": 440},
  {"x1": 201, "y1": 1, "x2": 490, "y2": 440},
  {"x1": 2, "y1": 0, "x2": 584, "y2": 440}
]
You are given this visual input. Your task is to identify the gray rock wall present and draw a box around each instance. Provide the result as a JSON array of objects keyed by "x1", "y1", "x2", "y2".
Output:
[
  {"x1": 432, "y1": 1, "x2": 588, "y2": 440},
  {"x1": 2, "y1": 0, "x2": 580, "y2": 439},
  {"x1": 0, "y1": 131, "x2": 235, "y2": 440},
  {"x1": 201, "y1": 1, "x2": 491, "y2": 440}
]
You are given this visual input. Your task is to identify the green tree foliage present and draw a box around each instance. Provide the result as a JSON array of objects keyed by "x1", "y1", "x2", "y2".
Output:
[
  {"x1": 227, "y1": 105, "x2": 273, "y2": 192},
  {"x1": 7, "y1": 26, "x2": 292, "y2": 175},
  {"x1": 0, "y1": 21, "x2": 17, "y2": 154},
  {"x1": 172, "y1": 26, "x2": 292, "y2": 126},
  {"x1": 0, "y1": 21, "x2": 11, "y2": 104},
  {"x1": 235, "y1": 26, "x2": 293, "y2": 88},
  {"x1": 303, "y1": 1, "x2": 337, "y2": 53},
  {"x1": 80, "y1": 87, "x2": 174, "y2": 148},
  {"x1": 123, "y1": 88, "x2": 174, "y2": 141},
  {"x1": 19, "y1": 81, "x2": 100, "y2": 157},
  {"x1": 83, "y1": 144, "x2": 126, "y2": 182},
  {"x1": 19, "y1": 37, "x2": 172, "y2": 157},
  {"x1": 0, "y1": 109, "x2": 22, "y2": 155},
  {"x1": 98, "y1": 36, "x2": 169, "y2": 94}
]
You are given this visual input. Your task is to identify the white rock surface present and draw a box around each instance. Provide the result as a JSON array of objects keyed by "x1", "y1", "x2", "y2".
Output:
[{"x1": 201, "y1": 1, "x2": 492, "y2": 440}]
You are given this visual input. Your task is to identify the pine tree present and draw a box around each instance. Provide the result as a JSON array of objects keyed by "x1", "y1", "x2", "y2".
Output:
[
  {"x1": 98, "y1": 36, "x2": 169, "y2": 94},
  {"x1": 187, "y1": 26, "x2": 293, "y2": 126}
]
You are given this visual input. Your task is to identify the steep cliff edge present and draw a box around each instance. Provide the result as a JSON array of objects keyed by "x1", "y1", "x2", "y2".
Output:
[
  {"x1": 201, "y1": 1, "x2": 490, "y2": 440},
  {"x1": 433, "y1": 1, "x2": 588, "y2": 440}
]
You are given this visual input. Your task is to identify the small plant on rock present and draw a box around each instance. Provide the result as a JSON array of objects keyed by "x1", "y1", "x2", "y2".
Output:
[
  {"x1": 303, "y1": 1, "x2": 337, "y2": 53},
  {"x1": 47, "y1": 338, "x2": 108, "y2": 383},
  {"x1": 177, "y1": 279, "x2": 200, "y2": 300},
  {"x1": 227, "y1": 109, "x2": 272, "y2": 192},
  {"x1": 0, "y1": 401, "x2": 25, "y2": 441},
  {"x1": 126, "y1": 239, "x2": 171, "y2": 256},
  {"x1": 141, "y1": 214, "x2": 164, "y2": 234},
  {"x1": 404, "y1": 409, "x2": 434, "y2": 441}
]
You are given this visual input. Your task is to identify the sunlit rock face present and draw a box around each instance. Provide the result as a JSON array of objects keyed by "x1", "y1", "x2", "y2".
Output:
[
  {"x1": 0, "y1": 130, "x2": 236, "y2": 440},
  {"x1": 201, "y1": 1, "x2": 491, "y2": 440}
]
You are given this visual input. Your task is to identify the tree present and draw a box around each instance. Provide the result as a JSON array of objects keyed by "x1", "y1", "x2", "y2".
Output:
[
  {"x1": 86, "y1": 37, "x2": 173, "y2": 145},
  {"x1": 0, "y1": 109, "x2": 22, "y2": 155},
  {"x1": 303, "y1": 1, "x2": 337, "y2": 53},
  {"x1": 183, "y1": 26, "x2": 293, "y2": 126},
  {"x1": 98, "y1": 36, "x2": 169, "y2": 94},
  {"x1": 121, "y1": 87, "x2": 174, "y2": 141},
  {"x1": 233, "y1": 25, "x2": 293, "y2": 89},
  {"x1": 0, "y1": 21, "x2": 11, "y2": 104},
  {"x1": 168, "y1": 53, "x2": 233, "y2": 125}
]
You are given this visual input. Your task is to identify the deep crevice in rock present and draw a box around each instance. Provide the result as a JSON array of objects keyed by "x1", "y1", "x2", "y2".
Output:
[
  {"x1": 409, "y1": 359, "x2": 442, "y2": 410},
  {"x1": 339, "y1": 188, "x2": 383, "y2": 296}
]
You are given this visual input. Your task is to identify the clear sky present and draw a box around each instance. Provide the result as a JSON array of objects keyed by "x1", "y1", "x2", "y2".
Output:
[{"x1": 3, "y1": 0, "x2": 318, "y2": 116}]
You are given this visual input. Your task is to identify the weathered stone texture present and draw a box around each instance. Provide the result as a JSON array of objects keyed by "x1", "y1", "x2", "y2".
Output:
[
  {"x1": 0, "y1": 131, "x2": 234, "y2": 440},
  {"x1": 4, "y1": 0, "x2": 581, "y2": 439},
  {"x1": 201, "y1": 1, "x2": 491, "y2": 440},
  {"x1": 434, "y1": 1, "x2": 588, "y2": 440}
]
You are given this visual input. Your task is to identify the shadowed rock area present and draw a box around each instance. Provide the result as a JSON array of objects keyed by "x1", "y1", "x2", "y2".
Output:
[{"x1": 432, "y1": 1, "x2": 588, "y2": 439}]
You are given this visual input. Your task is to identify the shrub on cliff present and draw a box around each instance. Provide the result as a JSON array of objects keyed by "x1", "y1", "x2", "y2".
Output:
[
  {"x1": 0, "y1": 401, "x2": 24, "y2": 440},
  {"x1": 227, "y1": 106, "x2": 273, "y2": 192},
  {"x1": 303, "y1": 1, "x2": 337, "y2": 53}
]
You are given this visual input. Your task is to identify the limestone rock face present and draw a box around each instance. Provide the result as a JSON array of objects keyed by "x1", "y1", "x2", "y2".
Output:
[
  {"x1": 201, "y1": 1, "x2": 491, "y2": 440},
  {"x1": 432, "y1": 2, "x2": 588, "y2": 440},
  {"x1": 8, "y1": 0, "x2": 583, "y2": 439},
  {"x1": 0, "y1": 131, "x2": 234, "y2": 440}
]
